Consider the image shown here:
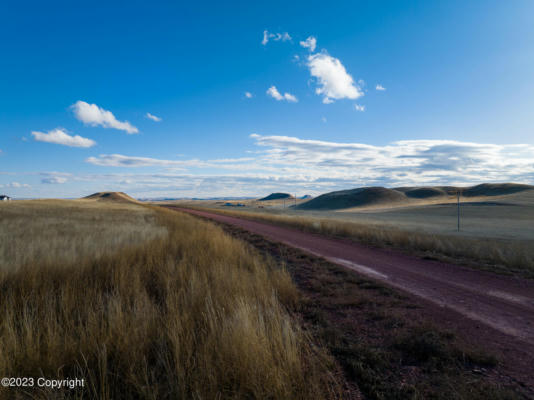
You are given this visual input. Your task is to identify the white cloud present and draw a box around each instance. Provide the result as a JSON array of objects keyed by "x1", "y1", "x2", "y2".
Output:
[
  {"x1": 245, "y1": 92, "x2": 253, "y2": 98},
  {"x1": 86, "y1": 154, "x2": 215, "y2": 168},
  {"x1": 299, "y1": 36, "x2": 317, "y2": 52},
  {"x1": 40, "y1": 172, "x2": 71, "y2": 184},
  {"x1": 23, "y1": 130, "x2": 534, "y2": 198},
  {"x1": 31, "y1": 128, "x2": 96, "y2": 148},
  {"x1": 307, "y1": 53, "x2": 363, "y2": 103},
  {"x1": 354, "y1": 104, "x2": 366, "y2": 112},
  {"x1": 249, "y1": 134, "x2": 534, "y2": 187},
  {"x1": 376, "y1": 84, "x2": 386, "y2": 91},
  {"x1": 85, "y1": 154, "x2": 256, "y2": 169},
  {"x1": 71, "y1": 101, "x2": 138, "y2": 134},
  {"x1": 321, "y1": 117, "x2": 327, "y2": 123},
  {"x1": 3, "y1": 182, "x2": 30, "y2": 188},
  {"x1": 87, "y1": 154, "x2": 191, "y2": 168},
  {"x1": 42, "y1": 176, "x2": 67, "y2": 184},
  {"x1": 262, "y1": 30, "x2": 291, "y2": 45},
  {"x1": 86, "y1": 134, "x2": 534, "y2": 192},
  {"x1": 266, "y1": 86, "x2": 298, "y2": 102},
  {"x1": 145, "y1": 112, "x2": 162, "y2": 122}
]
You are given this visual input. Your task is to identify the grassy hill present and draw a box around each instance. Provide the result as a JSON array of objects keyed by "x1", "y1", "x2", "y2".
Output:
[
  {"x1": 84, "y1": 191, "x2": 138, "y2": 203},
  {"x1": 297, "y1": 183, "x2": 534, "y2": 210},
  {"x1": 259, "y1": 192, "x2": 293, "y2": 201},
  {"x1": 296, "y1": 187, "x2": 407, "y2": 210}
]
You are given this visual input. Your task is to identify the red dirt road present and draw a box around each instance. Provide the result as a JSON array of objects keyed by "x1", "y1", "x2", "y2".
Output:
[{"x1": 178, "y1": 208, "x2": 534, "y2": 348}]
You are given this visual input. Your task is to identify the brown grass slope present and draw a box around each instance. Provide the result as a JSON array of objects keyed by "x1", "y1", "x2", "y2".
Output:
[{"x1": 84, "y1": 191, "x2": 138, "y2": 203}]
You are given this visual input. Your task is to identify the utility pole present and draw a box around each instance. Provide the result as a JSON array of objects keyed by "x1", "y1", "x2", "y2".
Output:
[{"x1": 457, "y1": 190, "x2": 460, "y2": 232}]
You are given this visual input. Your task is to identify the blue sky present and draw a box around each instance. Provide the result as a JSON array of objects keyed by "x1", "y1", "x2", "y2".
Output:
[{"x1": 1, "y1": 0, "x2": 533, "y2": 198}]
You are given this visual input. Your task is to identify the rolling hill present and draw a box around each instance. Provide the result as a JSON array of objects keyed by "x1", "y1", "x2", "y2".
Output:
[
  {"x1": 83, "y1": 192, "x2": 139, "y2": 203},
  {"x1": 296, "y1": 183, "x2": 534, "y2": 211},
  {"x1": 259, "y1": 193, "x2": 293, "y2": 201},
  {"x1": 296, "y1": 187, "x2": 407, "y2": 210}
]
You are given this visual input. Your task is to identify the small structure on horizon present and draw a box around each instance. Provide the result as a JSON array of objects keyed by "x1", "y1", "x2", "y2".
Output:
[{"x1": 0, "y1": 195, "x2": 11, "y2": 201}]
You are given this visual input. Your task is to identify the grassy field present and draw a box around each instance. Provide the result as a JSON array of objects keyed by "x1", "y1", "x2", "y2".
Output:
[
  {"x1": 0, "y1": 200, "x2": 167, "y2": 269},
  {"x1": 0, "y1": 200, "x2": 339, "y2": 399},
  {"x1": 175, "y1": 193, "x2": 534, "y2": 278}
]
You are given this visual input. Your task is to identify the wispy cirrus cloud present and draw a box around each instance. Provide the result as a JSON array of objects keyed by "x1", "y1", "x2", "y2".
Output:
[
  {"x1": 71, "y1": 101, "x2": 138, "y2": 134},
  {"x1": 145, "y1": 112, "x2": 162, "y2": 122},
  {"x1": 31, "y1": 128, "x2": 96, "y2": 148},
  {"x1": 86, "y1": 154, "x2": 200, "y2": 168},
  {"x1": 266, "y1": 86, "x2": 298, "y2": 102},
  {"x1": 40, "y1": 172, "x2": 71, "y2": 184},
  {"x1": 354, "y1": 104, "x2": 365, "y2": 112},
  {"x1": 249, "y1": 134, "x2": 534, "y2": 187},
  {"x1": 82, "y1": 133, "x2": 534, "y2": 197},
  {"x1": 85, "y1": 154, "x2": 254, "y2": 169},
  {"x1": 262, "y1": 30, "x2": 291, "y2": 45},
  {"x1": 0, "y1": 182, "x2": 30, "y2": 189},
  {"x1": 41, "y1": 177, "x2": 67, "y2": 184},
  {"x1": 307, "y1": 53, "x2": 363, "y2": 103}
]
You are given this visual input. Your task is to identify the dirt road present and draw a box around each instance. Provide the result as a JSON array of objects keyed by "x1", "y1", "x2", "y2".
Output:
[{"x1": 177, "y1": 208, "x2": 534, "y2": 348}]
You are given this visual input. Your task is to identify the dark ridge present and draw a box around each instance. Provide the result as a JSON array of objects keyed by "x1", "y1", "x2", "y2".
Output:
[
  {"x1": 259, "y1": 193, "x2": 293, "y2": 201},
  {"x1": 400, "y1": 187, "x2": 446, "y2": 199},
  {"x1": 461, "y1": 183, "x2": 534, "y2": 197},
  {"x1": 296, "y1": 187, "x2": 406, "y2": 210}
]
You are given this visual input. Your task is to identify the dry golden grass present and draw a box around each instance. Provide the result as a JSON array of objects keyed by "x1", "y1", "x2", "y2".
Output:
[
  {"x1": 0, "y1": 200, "x2": 167, "y2": 270},
  {"x1": 187, "y1": 207, "x2": 534, "y2": 278},
  {"x1": 0, "y1": 201, "x2": 340, "y2": 399}
]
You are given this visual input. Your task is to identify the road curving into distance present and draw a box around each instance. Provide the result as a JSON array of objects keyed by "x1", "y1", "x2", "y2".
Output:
[{"x1": 173, "y1": 207, "x2": 534, "y2": 348}]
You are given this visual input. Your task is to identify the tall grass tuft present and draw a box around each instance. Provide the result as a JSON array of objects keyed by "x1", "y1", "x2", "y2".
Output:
[{"x1": 0, "y1": 203, "x2": 339, "y2": 399}]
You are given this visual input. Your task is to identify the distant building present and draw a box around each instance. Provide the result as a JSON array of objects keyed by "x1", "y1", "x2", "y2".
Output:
[{"x1": 0, "y1": 195, "x2": 11, "y2": 201}]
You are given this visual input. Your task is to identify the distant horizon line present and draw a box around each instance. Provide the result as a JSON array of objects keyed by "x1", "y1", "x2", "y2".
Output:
[{"x1": 3, "y1": 182, "x2": 532, "y2": 201}]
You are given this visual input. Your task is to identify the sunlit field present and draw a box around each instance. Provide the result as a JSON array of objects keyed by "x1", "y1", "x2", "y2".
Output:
[
  {"x1": 0, "y1": 200, "x2": 339, "y2": 399},
  {"x1": 0, "y1": 200, "x2": 168, "y2": 269}
]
